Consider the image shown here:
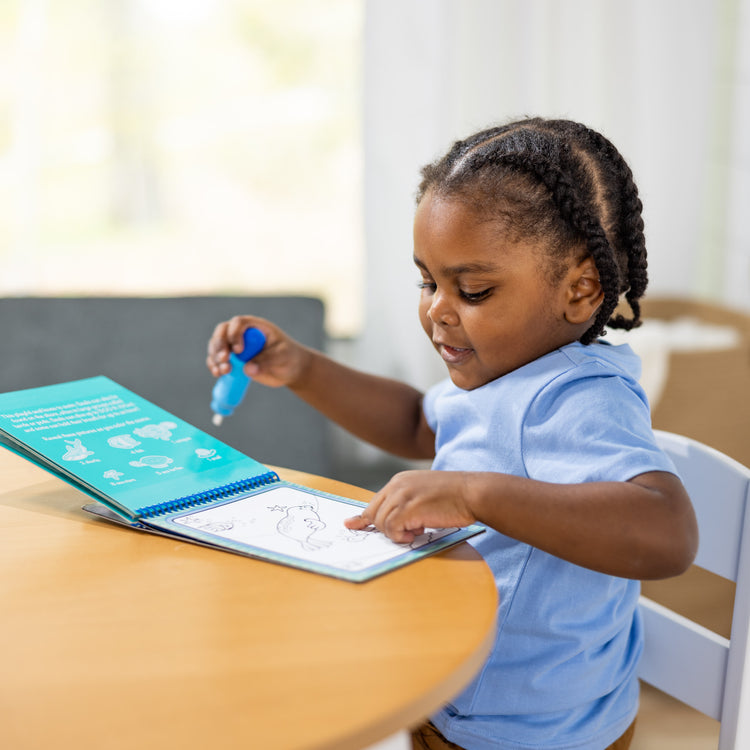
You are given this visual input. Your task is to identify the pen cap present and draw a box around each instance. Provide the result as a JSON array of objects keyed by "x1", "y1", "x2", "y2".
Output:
[{"x1": 236, "y1": 327, "x2": 266, "y2": 362}]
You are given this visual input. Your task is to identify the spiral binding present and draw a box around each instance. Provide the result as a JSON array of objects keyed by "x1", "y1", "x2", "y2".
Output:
[{"x1": 136, "y1": 470, "x2": 280, "y2": 519}]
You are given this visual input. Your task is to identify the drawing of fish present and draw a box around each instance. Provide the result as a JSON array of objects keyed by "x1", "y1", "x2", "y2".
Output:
[{"x1": 275, "y1": 503, "x2": 332, "y2": 551}]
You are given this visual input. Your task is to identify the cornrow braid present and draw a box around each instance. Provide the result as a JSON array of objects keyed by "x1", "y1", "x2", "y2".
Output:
[
  {"x1": 417, "y1": 117, "x2": 648, "y2": 343},
  {"x1": 557, "y1": 121, "x2": 648, "y2": 332}
]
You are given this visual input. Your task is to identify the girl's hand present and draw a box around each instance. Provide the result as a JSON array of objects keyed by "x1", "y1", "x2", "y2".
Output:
[
  {"x1": 206, "y1": 315, "x2": 313, "y2": 389},
  {"x1": 345, "y1": 470, "x2": 477, "y2": 544}
]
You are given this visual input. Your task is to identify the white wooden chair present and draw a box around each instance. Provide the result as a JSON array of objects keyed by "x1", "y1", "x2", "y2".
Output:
[{"x1": 638, "y1": 430, "x2": 750, "y2": 749}]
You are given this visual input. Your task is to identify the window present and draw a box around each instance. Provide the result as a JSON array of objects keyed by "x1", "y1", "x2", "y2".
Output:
[{"x1": 0, "y1": 0, "x2": 363, "y2": 336}]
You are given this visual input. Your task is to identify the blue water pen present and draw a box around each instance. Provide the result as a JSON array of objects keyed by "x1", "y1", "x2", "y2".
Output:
[{"x1": 211, "y1": 327, "x2": 267, "y2": 426}]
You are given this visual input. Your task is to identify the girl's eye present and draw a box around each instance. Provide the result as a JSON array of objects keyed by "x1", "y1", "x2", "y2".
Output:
[
  {"x1": 417, "y1": 281, "x2": 436, "y2": 293},
  {"x1": 461, "y1": 288, "x2": 492, "y2": 303}
]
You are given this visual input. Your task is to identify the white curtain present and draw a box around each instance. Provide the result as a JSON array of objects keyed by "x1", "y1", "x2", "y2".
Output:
[
  {"x1": 724, "y1": 0, "x2": 750, "y2": 306},
  {"x1": 360, "y1": 0, "x2": 749, "y2": 391}
]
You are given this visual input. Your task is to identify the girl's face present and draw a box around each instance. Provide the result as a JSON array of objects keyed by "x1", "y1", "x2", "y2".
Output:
[{"x1": 414, "y1": 192, "x2": 583, "y2": 390}]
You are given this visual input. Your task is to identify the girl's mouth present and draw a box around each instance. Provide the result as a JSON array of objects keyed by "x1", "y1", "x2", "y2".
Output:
[{"x1": 438, "y1": 343, "x2": 473, "y2": 364}]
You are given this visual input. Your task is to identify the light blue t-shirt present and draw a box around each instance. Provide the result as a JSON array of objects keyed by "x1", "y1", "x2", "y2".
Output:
[{"x1": 423, "y1": 341, "x2": 676, "y2": 750}]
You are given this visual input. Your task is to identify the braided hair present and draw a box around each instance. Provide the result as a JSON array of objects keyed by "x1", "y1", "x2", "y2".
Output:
[{"x1": 416, "y1": 117, "x2": 647, "y2": 344}]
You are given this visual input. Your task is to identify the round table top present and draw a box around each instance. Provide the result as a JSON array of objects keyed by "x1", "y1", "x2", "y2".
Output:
[{"x1": 0, "y1": 450, "x2": 497, "y2": 750}]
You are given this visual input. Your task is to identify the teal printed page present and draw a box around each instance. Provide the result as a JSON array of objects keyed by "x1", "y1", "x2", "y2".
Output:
[{"x1": 0, "y1": 376, "x2": 272, "y2": 519}]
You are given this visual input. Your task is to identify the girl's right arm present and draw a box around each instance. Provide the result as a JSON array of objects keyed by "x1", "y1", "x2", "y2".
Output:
[{"x1": 206, "y1": 315, "x2": 436, "y2": 460}]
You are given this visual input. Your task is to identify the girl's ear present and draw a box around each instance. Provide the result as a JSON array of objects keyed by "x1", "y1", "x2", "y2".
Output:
[{"x1": 564, "y1": 256, "x2": 604, "y2": 325}]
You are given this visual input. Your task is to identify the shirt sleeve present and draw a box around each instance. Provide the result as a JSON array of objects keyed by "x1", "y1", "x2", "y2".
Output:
[
  {"x1": 521, "y1": 366, "x2": 677, "y2": 484},
  {"x1": 422, "y1": 378, "x2": 449, "y2": 433}
]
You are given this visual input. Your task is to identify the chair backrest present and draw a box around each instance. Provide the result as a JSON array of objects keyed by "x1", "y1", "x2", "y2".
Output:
[
  {"x1": 638, "y1": 430, "x2": 750, "y2": 749},
  {"x1": 0, "y1": 296, "x2": 331, "y2": 475}
]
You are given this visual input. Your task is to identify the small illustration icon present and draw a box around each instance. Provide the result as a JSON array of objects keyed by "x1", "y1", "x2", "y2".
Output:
[
  {"x1": 133, "y1": 421, "x2": 178, "y2": 441},
  {"x1": 195, "y1": 448, "x2": 217, "y2": 459},
  {"x1": 180, "y1": 517, "x2": 236, "y2": 533},
  {"x1": 129, "y1": 455, "x2": 174, "y2": 469},
  {"x1": 107, "y1": 434, "x2": 141, "y2": 450},
  {"x1": 62, "y1": 438, "x2": 94, "y2": 462},
  {"x1": 103, "y1": 469, "x2": 124, "y2": 481}
]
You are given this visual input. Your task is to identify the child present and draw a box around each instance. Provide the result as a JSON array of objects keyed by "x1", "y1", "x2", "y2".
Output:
[{"x1": 206, "y1": 117, "x2": 698, "y2": 750}]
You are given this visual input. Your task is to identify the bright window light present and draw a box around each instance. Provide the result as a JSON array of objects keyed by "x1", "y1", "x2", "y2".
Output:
[{"x1": 0, "y1": 0, "x2": 363, "y2": 336}]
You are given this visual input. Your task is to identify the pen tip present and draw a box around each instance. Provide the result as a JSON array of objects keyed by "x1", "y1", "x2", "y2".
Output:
[{"x1": 212, "y1": 413, "x2": 223, "y2": 427}]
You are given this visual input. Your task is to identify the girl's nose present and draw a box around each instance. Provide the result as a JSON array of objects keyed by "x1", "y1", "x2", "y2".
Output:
[{"x1": 428, "y1": 289, "x2": 459, "y2": 326}]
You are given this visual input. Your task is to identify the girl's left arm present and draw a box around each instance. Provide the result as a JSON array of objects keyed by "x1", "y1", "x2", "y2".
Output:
[{"x1": 345, "y1": 470, "x2": 698, "y2": 580}]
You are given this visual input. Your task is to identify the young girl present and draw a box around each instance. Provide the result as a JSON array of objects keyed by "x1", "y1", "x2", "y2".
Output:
[{"x1": 206, "y1": 117, "x2": 697, "y2": 750}]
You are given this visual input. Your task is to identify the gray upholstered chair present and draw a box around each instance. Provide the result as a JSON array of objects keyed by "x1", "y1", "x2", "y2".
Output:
[{"x1": 0, "y1": 296, "x2": 330, "y2": 475}]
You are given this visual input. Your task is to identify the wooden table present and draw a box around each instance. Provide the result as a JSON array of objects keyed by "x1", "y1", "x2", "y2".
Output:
[{"x1": 0, "y1": 449, "x2": 497, "y2": 750}]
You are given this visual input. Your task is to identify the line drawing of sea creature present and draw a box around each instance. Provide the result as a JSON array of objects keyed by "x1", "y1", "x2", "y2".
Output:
[
  {"x1": 129, "y1": 455, "x2": 173, "y2": 469},
  {"x1": 271, "y1": 499, "x2": 332, "y2": 552},
  {"x1": 179, "y1": 514, "x2": 236, "y2": 533},
  {"x1": 107, "y1": 434, "x2": 141, "y2": 450},
  {"x1": 62, "y1": 438, "x2": 94, "y2": 461},
  {"x1": 133, "y1": 421, "x2": 177, "y2": 441},
  {"x1": 337, "y1": 527, "x2": 370, "y2": 543}
]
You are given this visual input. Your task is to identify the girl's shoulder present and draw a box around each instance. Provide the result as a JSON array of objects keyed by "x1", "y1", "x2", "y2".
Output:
[{"x1": 549, "y1": 339, "x2": 641, "y2": 380}]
